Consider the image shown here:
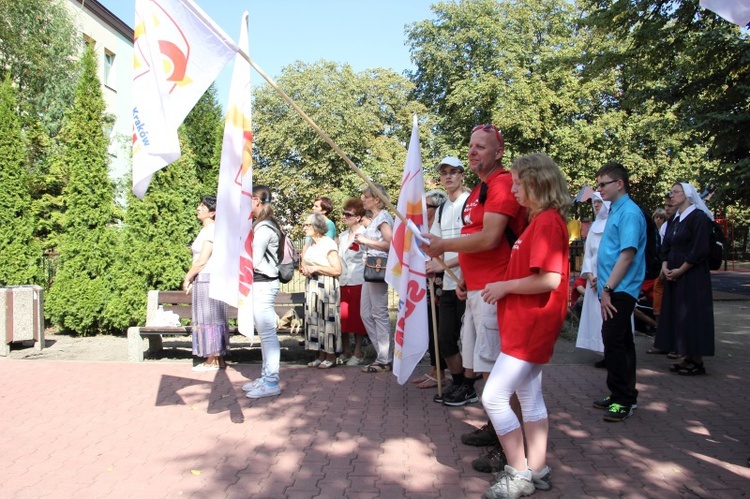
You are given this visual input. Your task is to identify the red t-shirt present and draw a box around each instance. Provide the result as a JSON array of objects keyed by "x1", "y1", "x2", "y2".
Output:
[
  {"x1": 498, "y1": 208, "x2": 569, "y2": 364},
  {"x1": 459, "y1": 169, "x2": 527, "y2": 289}
]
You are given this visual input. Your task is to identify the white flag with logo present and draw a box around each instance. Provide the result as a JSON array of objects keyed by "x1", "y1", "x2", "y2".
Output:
[
  {"x1": 132, "y1": 0, "x2": 238, "y2": 198},
  {"x1": 209, "y1": 13, "x2": 255, "y2": 337},
  {"x1": 700, "y1": 0, "x2": 750, "y2": 27},
  {"x1": 385, "y1": 116, "x2": 429, "y2": 385}
]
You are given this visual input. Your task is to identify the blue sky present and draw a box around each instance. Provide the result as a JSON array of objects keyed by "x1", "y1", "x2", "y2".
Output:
[{"x1": 99, "y1": 0, "x2": 437, "y2": 106}]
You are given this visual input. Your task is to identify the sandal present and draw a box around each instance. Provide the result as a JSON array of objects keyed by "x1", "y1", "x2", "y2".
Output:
[
  {"x1": 646, "y1": 348, "x2": 667, "y2": 355},
  {"x1": 677, "y1": 362, "x2": 706, "y2": 376},
  {"x1": 308, "y1": 359, "x2": 323, "y2": 368},
  {"x1": 192, "y1": 362, "x2": 219, "y2": 372},
  {"x1": 318, "y1": 360, "x2": 335, "y2": 369},
  {"x1": 416, "y1": 375, "x2": 446, "y2": 389},
  {"x1": 362, "y1": 363, "x2": 390, "y2": 373},
  {"x1": 669, "y1": 359, "x2": 693, "y2": 372},
  {"x1": 411, "y1": 373, "x2": 430, "y2": 385},
  {"x1": 666, "y1": 352, "x2": 681, "y2": 359}
]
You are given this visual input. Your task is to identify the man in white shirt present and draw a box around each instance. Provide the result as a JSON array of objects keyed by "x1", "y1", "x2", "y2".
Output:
[{"x1": 426, "y1": 156, "x2": 469, "y2": 398}]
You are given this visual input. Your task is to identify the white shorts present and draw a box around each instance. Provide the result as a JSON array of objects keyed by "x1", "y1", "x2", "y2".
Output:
[{"x1": 460, "y1": 290, "x2": 501, "y2": 373}]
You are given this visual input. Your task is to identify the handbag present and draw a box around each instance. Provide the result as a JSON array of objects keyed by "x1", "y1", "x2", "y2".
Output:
[{"x1": 364, "y1": 254, "x2": 387, "y2": 282}]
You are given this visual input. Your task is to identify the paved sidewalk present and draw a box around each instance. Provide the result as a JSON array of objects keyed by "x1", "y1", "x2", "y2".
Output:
[{"x1": 1, "y1": 289, "x2": 749, "y2": 497}]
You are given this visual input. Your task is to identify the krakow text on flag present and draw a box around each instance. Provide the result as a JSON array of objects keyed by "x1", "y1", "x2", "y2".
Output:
[
  {"x1": 385, "y1": 118, "x2": 429, "y2": 385},
  {"x1": 132, "y1": 0, "x2": 237, "y2": 198},
  {"x1": 209, "y1": 12, "x2": 255, "y2": 337}
]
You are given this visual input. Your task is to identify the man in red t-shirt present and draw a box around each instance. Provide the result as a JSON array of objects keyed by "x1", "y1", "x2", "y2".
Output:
[{"x1": 423, "y1": 124, "x2": 526, "y2": 470}]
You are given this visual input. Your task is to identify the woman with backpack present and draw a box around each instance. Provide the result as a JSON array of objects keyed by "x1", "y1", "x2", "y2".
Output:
[
  {"x1": 301, "y1": 212, "x2": 342, "y2": 369},
  {"x1": 242, "y1": 185, "x2": 282, "y2": 398},
  {"x1": 654, "y1": 182, "x2": 715, "y2": 376}
]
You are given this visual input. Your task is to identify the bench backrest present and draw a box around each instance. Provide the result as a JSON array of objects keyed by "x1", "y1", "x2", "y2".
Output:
[{"x1": 145, "y1": 290, "x2": 303, "y2": 326}]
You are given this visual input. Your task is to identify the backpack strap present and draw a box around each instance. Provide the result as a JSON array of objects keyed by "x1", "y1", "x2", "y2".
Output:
[
  {"x1": 256, "y1": 221, "x2": 282, "y2": 265},
  {"x1": 460, "y1": 189, "x2": 516, "y2": 248}
]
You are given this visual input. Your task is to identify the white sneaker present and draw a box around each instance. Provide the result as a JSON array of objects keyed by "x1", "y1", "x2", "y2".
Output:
[
  {"x1": 245, "y1": 382, "x2": 281, "y2": 399},
  {"x1": 346, "y1": 356, "x2": 364, "y2": 366},
  {"x1": 242, "y1": 378, "x2": 264, "y2": 392},
  {"x1": 485, "y1": 465, "x2": 534, "y2": 499}
]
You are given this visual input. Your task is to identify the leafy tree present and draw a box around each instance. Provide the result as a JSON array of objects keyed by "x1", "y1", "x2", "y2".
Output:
[
  {"x1": 578, "y1": 0, "x2": 750, "y2": 208},
  {"x1": 103, "y1": 132, "x2": 202, "y2": 331},
  {"x1": 405, "y1": 0, "x2": 714, "y2": 208},
  {"x1": 183, "y1": 83, "x2": 223, "y2": 192},
  {"x1": 45, "y1": 45, "x2": 118, "y2": 335},
  {"x1": 253, "y1": 60, "x2": 430, "y2": 236},
  {"x1": 0, "y1": 79, "x2": 42, "y2": 285},
  {"x1": 0, "y1": 0, "x2": 79, "y2": 137}
]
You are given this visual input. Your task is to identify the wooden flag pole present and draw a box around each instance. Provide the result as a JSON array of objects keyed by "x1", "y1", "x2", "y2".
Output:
[
  {"x1": 239, "y1": 50, "x2": 461, "y2": 285},
  {"x1": 427, "y1": 277, "x2": 442, "y2": 396}
]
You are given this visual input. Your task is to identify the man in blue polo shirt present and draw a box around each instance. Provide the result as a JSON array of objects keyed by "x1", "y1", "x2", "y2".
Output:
[{"x1": 593, "y1": 162, "x2": 646, "y2": 422}]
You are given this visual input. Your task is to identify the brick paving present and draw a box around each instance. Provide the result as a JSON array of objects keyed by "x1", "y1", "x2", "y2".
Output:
[{"x1": 2, "y1": 295, "x2": 750, "y2": 497}]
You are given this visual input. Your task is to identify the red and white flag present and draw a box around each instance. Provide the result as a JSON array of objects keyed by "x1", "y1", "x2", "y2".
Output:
[
  {"x1": 132, "y1": 0, "x2": 238, "y2": 198},
  {"x1": 209, "y1": 13, "x2": 255, "y2": 337},
  {"x1": 385, "y1": 116, "x2": 429, "y2": 385}
]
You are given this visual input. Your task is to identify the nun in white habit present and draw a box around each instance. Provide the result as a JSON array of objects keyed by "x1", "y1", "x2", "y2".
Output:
[{"x1": 576, "y1": 192, "x2": 610, "y2": 353}]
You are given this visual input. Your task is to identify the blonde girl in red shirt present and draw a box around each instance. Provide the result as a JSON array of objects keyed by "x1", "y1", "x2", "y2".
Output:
[{"x1": 480, "y1": 153, "x2": 571, "y2": 499}]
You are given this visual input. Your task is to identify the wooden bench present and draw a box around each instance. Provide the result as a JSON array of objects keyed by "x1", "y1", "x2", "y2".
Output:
[{"x1": 127, "y1": 290, "x2": 304, "y2": 362}]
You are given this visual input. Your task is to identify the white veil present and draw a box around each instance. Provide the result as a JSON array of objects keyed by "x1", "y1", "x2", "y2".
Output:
[
  {"x1": 681, "y1": 182, "x2": 714, "y2": 221},
  {"x1": 589, "y1": 192, "x2": 611, "y2": 234}
]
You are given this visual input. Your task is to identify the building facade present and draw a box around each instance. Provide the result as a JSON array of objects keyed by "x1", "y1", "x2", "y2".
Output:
[{"x1": 65, "y1": 0, "x2": 133, "y2": 181}]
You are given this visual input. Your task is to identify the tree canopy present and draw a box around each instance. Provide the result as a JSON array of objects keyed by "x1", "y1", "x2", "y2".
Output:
[{"x1": 252, "y1": 60, "x2": 431, "y2": 236}]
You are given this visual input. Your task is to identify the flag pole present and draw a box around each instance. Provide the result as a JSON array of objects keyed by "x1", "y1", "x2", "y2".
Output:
[
  {"x1": 238, "y1": 50, "x2": 461, "y2": 284},
  {"x1": 427, "y1": 277, "x2": 442, "y2": 396}
]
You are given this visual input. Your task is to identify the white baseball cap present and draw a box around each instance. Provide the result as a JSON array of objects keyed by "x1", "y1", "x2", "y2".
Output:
[{"x1": 435, "y1": 156, "x2": 464, "y2": 172}]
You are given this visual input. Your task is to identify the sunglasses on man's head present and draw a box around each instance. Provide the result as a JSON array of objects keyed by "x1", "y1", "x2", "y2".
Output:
[{"x1": 472, "y1": 124, "x2": 504, "y2": 147}]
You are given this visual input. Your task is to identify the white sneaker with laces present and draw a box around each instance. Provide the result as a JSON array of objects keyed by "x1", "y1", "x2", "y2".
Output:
[
  {"x1": 484, "y1": 465, "x2": 535, "y2": 499},
  {"x1": 245, "y1": 382, "x2": 281, "y2": 399},
  {"x1": 242, "y1": 378, "x2": 264, "y2": 392}
]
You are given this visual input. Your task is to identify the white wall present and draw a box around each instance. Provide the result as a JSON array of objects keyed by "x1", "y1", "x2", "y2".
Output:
[{"x1": 65, "y1": 0, "x2": 134, "y2": 182}]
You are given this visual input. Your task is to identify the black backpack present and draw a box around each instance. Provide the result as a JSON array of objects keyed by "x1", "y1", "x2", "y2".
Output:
[
  {"x1": 638, "y1": 205, "x2": 661, "y2": 280},
  {"x1": 707, "y1": 219, "x2": 725, "y2": 271}
]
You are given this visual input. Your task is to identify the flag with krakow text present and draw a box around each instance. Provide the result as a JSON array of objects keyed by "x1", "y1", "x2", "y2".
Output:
[
  {"x1": 385, "y1": 117, "x2": 429, "y2": 385},
  {"x1": 132, "y1": 0, "x2": 238, "y2": 198},
  {"x1": 209, "y1": 13, "x2": 255, "y2": 337}
]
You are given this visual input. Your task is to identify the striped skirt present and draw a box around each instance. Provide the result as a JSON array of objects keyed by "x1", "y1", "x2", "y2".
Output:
[{"x1": 192, "y1": 273, "x2": 230, "y2": 358}]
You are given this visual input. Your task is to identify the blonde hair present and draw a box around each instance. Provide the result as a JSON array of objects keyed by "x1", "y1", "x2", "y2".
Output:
[{"x1": 510, "y1": 153, "x2": 571, "y2": 219}]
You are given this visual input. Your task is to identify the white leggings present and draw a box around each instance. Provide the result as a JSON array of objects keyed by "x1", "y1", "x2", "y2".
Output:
[{"x1": 482, "y1": 353, "x2": 547, "y2": 435}]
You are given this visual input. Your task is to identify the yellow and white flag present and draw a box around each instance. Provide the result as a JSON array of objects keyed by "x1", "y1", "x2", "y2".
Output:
[
  {"x1": 132, "y1": 0, "x2": 238, "y2": 198},
  {"x1": 385, "y1": 116, "x2": 429, "y2": 385},
  {"x1": 209, "y1": 13, "x2": 255, "y2": 337}
]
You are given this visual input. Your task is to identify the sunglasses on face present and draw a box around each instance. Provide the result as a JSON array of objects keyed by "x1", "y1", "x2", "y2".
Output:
[
  {"x1": 426, "y1": 204, "x2": 438, "y2": 210},
  {"x1": 342, "y1": 211, "x2": 356, "y2": 217},
  {"x1": 596, "y1": 179, "x2": 619, "y2": 189}
]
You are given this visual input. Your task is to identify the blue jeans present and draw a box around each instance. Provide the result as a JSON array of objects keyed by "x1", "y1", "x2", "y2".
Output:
[{"x1": 254, "y1": 280, "x2": 280, "y2": 383}]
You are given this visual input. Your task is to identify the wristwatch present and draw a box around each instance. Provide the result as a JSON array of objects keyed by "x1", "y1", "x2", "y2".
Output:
[{"x1": 603, "y1": 284, "x2": 613, "y2": 293}]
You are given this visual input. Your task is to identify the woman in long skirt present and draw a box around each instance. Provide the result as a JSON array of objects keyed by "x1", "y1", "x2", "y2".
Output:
[
  {"x1": 183, "y1": 195, "x2": 229, "y2": 372},
  {"x1": 654, "y1": 182, "x2": 715, "y2": 375},
  {"x1": 301, "y1": 213, "x2": 342, "y2": 369}
]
